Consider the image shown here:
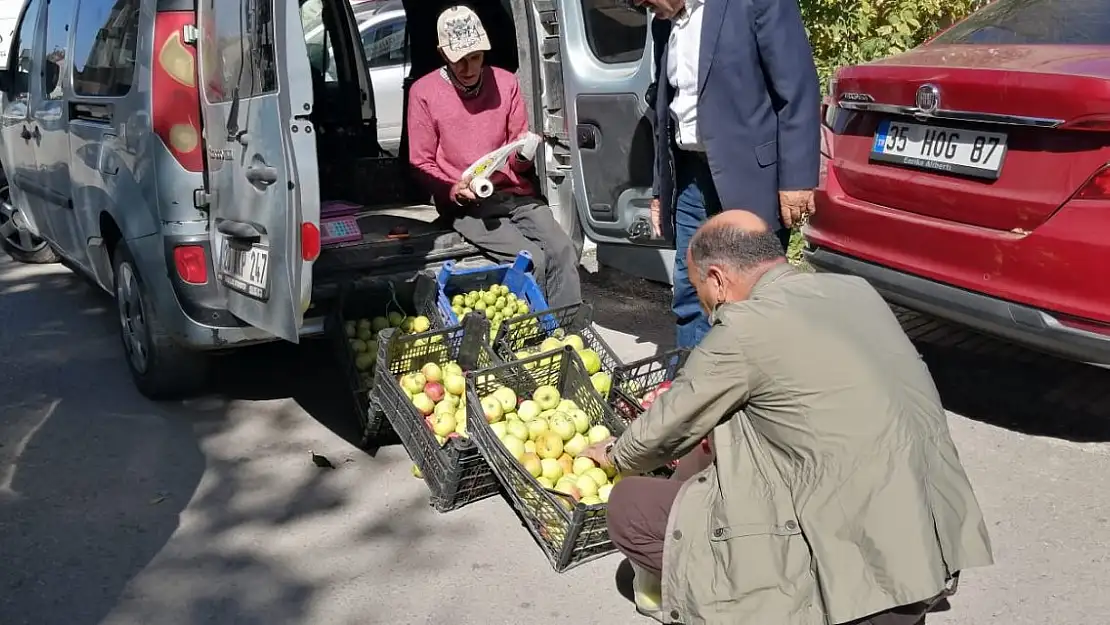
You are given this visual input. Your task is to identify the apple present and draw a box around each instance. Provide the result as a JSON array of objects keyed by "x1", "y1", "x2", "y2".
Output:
[
  {"x1": 388, "y1": 311, "x2": 405, "y2": 327},
  {"x1": 658, "y1": 380, "x2": 673, "y2": 392},
  {"x1": 533, "y1": 385, "x2": 561, "y2": 411},
  {"x1": 372, "y1": 316, "x2": 390, "y2": 332},
  {"x1": 345, "y1": 321, "x2": 357, "y2": 337},
  {"x1": 521, "y1": 453, "x2": 543, "y2": 478},
  {"x1": 597, "y1": 483, "x2": 613, "y2": 503},
  {"x1": 539, "y1": 409, "x2": 558, "y2": 420},
  {"x1": 355, "y1": 353, "x2": 375, "y2": 371},
  {"x1": 563, "y1": 334, "x2": 585, "y2": 351},
  {"x1": 576, "y1": 474, "x2": 600, "y2": 498},
  {"x1": 443, "y1": 362, "x2": 464, "y2": 377},
  {"x1": 590, "y1": 371, "x2": 612, "y2": 396},
  {"x1": 535, "y1": 432, "x2": 565, "y2": 459},
  {"x1": 536, "y1": 476, "x2": 555, "y2": 489},
  {"x1": 411, "y1": 464, "x2": 423, "y2": 479},
  {"x1": 585, "y1": 467, "x2": 610, "y2": 488},
  {"x1": 435, "y1": 434, "x2": 447, "y2": 446},
  {"x1": 424, "y1": 382, "x2": 445, "y2": 403},
  {"x1": 540, "y1": 457, "x2": 563, "y2": 482},
  {"x1": 603, "y1": 463, "x2": 618, "y2": 479},
  {"x1": 526, "y1": 418, "x2": 549, "y2": 441},
  {"x1": 503, "y1": 435, "x2": 526, "y2": 460},
  {"x1": 587, "y1": 424, "x2": 612, "y2": 444},
  {"x1": 433, "y1": 401, "x2": 455, "y2": 420},
  {"x1": 548, "y1": 413, "x2": 577, "y2": 441},
  {"x1": 351, "y1": 338, "x2": 368, "y2": 353},
  {"x1": 564, "y1": 433, "x2": 589, "y2": 458},
  {"x1": 572, "y1": 456, "x2": 596, "y2": 476},
  {"x1": 571, "y1": 410, "x2": 591, "y2": 435},
  {"x1": 540, "y1": 336, "x2": 563, "y2": 353},
  {"x1": 412, "y1": 393, "x2": 435, "y2": 416},
  {"x1": 422, "y1": 362, "x2": 443, "y2": 384},
  {"x1": 481, "y1": 396, "x2": 504, "y2": 423},
  {"x1": 554, "y1": 478, "x2": 581, "y2": 502},
  {"x1": 444, "y1": 373, "x2": 466, "y2": 397},
  {"x1": 578, "y1": 349, "x2": 603, "y2": 375},
  {"x1": 505, "y1": 420, "x2": 529, "y2": 443},
  {"x1": 401, "y1": 373, "x2": 426, "y2": 395},
  {"x1": 557, "y1": 453, "x2": 575, "y2": 477},
  {"x1": 557, "y1": 399, "x2": 577, "y2": 412},
  {"x1": 357, "y1": 326, "x2": 374, "y2": 341},
  {"x1": 524, "y1": 440, "x2": 536, "y2": 454},
  {"x1": 580, "y1": 495, "x2": 602, "y2": 506},
  {"x1": 517, "y1": 400, "x2": 541, "y2": 421},
  {"x1": 441, "y1": 393, "x2": 459, "y2": 407},
  {"x1": 411, "y1": 315, "x2": 431, "y2": 333},
  {"x1": 492, "y1": 387, "x2": 518, "y2": 413},
  {"x1": 490, "y1": 421, "x2": 508, "y2": 440},
  {"x1": 431, "y1": 411, "x2": 457, "y2": 437}
]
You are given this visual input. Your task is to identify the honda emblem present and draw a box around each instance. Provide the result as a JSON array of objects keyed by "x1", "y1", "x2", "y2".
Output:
[{"x1": 915, "y1": 84, "x2": 940, "y2": 113}]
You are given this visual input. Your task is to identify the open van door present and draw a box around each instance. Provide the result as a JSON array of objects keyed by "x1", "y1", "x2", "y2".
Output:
[
  {"x1": 557, "y1": 0, "x2": 659, "y2": 249},
  {"x1": 197, "y1": 0, "x2": 320, "y2": 343}
]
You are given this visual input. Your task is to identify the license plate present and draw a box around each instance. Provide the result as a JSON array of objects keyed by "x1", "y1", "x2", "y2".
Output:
[
  {"x1": 219, "y1": 239, "x2": 270, "y2": 300},
  {"x1": 870, "y1": 120, "x2": 1008, "y2": 180}
]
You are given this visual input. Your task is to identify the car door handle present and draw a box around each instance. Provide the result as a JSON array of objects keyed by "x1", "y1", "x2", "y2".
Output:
[
  {"x1": 31, "y1": 126, "x2": 40, "y2": 143},
  {"x1": 216, "y1": 218, "x2": 266, "y2": 241},
  {"x1": 20, "y1": 126, "x2": 31, "y2": 142},
  {"x1": 245, "y1": 165, "x2": 278, "y2": 187}
]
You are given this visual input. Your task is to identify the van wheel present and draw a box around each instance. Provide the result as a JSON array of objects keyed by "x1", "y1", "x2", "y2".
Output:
[
  {"x1": 113, "y1": 244, "x2": 208, "y2": 400},
  {"x1": 0, "y1": 178, "x2": 59, "y2": 264}
]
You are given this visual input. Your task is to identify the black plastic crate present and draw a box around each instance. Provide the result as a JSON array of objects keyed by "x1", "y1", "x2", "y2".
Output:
[
  {"x1": 608, "y1": 348, "x2": 691, "y2": 424},
  {"x1": 465, "y1": 346, "x2": 628, "y2": 572},
  {"x1": 327, "y1": 272, "x2": 443, "y2": 446},
  {"x1": 491, "y1": 302, "x2": 622, "y2": 383},
  {"x1": 374, "y1": 313, "x2": 504, "y2": 512}
]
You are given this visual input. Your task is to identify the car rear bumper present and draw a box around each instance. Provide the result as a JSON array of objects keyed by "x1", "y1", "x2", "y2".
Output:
[{"x1": 804, "y1": 245, "x2": 1110, "y2": 366}]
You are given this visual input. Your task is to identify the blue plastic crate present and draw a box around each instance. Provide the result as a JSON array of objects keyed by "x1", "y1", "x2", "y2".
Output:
[{"x1": 435, "y1": 251, "x2": 551, "y2": 327}]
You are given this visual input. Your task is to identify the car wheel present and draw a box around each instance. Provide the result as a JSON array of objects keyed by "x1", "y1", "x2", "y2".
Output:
[
  {"x1": 113, "y1": 244, "x2": 209, "y2": 400},
  {"x1": 0, "y1": 177, "x2": 59, "y2": 264}
]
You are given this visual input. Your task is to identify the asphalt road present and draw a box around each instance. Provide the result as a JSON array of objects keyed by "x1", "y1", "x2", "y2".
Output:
[{"x1": 2, "y1": 253, "x2": 1109, "y2": 625}]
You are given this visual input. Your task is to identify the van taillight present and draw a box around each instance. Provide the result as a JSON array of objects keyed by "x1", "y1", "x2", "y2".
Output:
[
  {"x1": 301, "y1": 222, "x2": 321, "y2": 261},
  {"x1": 152, "y1": 12, "x2": 203, "y2": 173},
  {"x1": 1075, "y1": 165, "x2": 1110, "y2": 201},
  {"x1": 173, "y1": 245, "x2": 208, "y2": 284}
]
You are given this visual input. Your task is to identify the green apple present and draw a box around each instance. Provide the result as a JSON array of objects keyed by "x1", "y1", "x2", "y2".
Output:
[
  {"x1": 590, "y1": 371, "x2": 612, "y2": 397},
  {"x1": 563, "y1": 334, "x2": 585, "y2": 352},
  {"x1": 401, "y1": 373, "x2": 426, "y2": 395},
  {"x1": 355, "y1": 353, "x2": 375, "y2": 371},
  {"x1": 548, "y1": 413, "x2": 576, "y2": 442},
  {"x1": 533, "y1": 385, "x2": 561, "y2": 410},
  {"x1": 506, "y1": 419, "x2": 529, "y2": 442},
  {"x1": 431, "y1": 411, "x2": 456, "y2": 437},
  {"x1": 388, "y1": 311, "x2": 405, "y2": 327},
  {"x1": 571, "y1": 410, "x2": 590, "y2": 435},
  {"x1": 580, "y1": 495, "x2": 602, "y2": 506},
  {"x1": 443, "y1": 362, "x2": 464, "y2": 377},
  {"x1": 535, "y1": 432, "x2": 564, "y2": 459},
  {"x1": 492, "y1": 386, "x2": 518, "y2": 413},
  {"x1": 572, "y1": 456, "x2": 596, "y2": 476},
  {"x1": 587, "y1": 424, "x2": 612, "y2": 444},
  {"x1": 524, "y1": 440, "x2": 536, "y2": 454},
  {"x1": 575, "y1": 474, "x2": 600, "y2": 498},
  {"x1": 490, "y1": 421, "x2": 508, "y2": 440},
  {"x1": 481, "y1": 396, "x2": 504, "y2": 424},
  {"x1": 433, "y1": 401, "x2": 455, "y2": 420},
  {"x1": 412, "y1": 393, "x2": 435, "y2": 416},
  {"x1": 526, "y1": 418, "x2": 549, "y2": 441},
  {"x1": 578, "y1": 349, "x2": 602, "y2": 375},
  {"x1": 564, "y1": 433, "x2": 589, "y2": 458},
  {"x1": 421, "y1": 362, "x2": 443, "y2": 384},
  {"x1": 585, "y1": 467, "x2": 609, "y2": 488},
  {"x1": 597, "y1": 483, "x2": 613, "y2": 503},
  {"x1": 536, "y1": 476, "x2": 555, "y2": 489},
  {"x1": 521, "y1": 452, "x2": 542, "y2": 478},
  {"x1": 540, "y1": 336, "x2": 563, "y2": 353},
  {"x1": 517, "y1": 400, "x2": 541, "y2": 421},
  {"x1": 557, "y1": 399, "x2": 577, "y2": 412},
  {"x1": 345, "y1": 320, "x2": 357, "y2": 337},
  {"x1": 540, "y1": 457, "x2": 563, "y2": 482},
  {"x1": 444, "y1": 373, "x2": 466, "y2": 397},
  {"x1": 503, "y1": 435, "x2": 526, "y2": 460},
  {"x1": 351, "y1": 339, "x2": 368, "y2": 353},
  {"x1": 372, "y1": 316, "x2": 390, "y2": 332}
]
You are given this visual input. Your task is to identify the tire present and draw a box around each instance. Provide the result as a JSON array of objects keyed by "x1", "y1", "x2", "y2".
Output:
[
  {"x1": 112, "y1": 244, "x2": 209, "y2": 400},
  {"x1": 0, "y1": 176, "x2": 59, "y2": 264}
]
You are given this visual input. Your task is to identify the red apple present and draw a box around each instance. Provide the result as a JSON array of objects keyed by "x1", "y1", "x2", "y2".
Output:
[
  {"x1": 658, "y1": 381, "x2": 673, "y2": 392},
  {"x1": 424, "y1": 382, "x2": 446, "y2": 403}
]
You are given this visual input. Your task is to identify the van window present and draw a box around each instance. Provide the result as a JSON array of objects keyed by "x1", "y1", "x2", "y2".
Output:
[
  {"x1": 363, "y1": 19, "x2": 407, "y2": 69},
  {"x1": 71, "y1": 0, "x2": 140, "y2": 97},
  {"x1": 933, "y1": 0, "x2": 1110, "y2": 45},
  {"x1": 581, "y1": 0, "x2": 647, "y2": 65},
  {"x1": 9, "y1": 0, "x2": 43, "y2": 102},
  {"x1": 43, "y1": 0, "x2": 77, "y2": 100},
  {"x1": 302, "y1": 0, "x2": 338, "y2": 83},
  {"x1": 202, "y1": 0, "x2": 278, "y2": 103}
]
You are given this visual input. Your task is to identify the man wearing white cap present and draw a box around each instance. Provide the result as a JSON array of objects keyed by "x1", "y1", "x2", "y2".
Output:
[{"x1": 407, "y1": 5, "x2": 582, "y2": 308}]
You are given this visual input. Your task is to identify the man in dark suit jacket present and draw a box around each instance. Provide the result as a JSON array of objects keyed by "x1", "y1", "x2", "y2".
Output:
[{"x1": 642, "y1": 0, "x2": 821, "y2": 349}]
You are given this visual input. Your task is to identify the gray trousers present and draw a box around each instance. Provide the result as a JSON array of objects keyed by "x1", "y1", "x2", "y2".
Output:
[{"x1": 451, "y1": 193, "x2": 582, "y2": 309}]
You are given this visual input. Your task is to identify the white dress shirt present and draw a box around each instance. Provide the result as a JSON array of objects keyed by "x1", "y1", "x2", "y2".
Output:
[{"x1": 666, "y1": 0, "x2": 705, "y2": 152}]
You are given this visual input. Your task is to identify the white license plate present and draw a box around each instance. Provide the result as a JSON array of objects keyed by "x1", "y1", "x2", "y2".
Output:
[
  {"x1": 219, "y1": 239, "x2": 270, "y2": 300},
  {"x1": 870, "y1": 120, "x2": 1008, "y2": 180}
]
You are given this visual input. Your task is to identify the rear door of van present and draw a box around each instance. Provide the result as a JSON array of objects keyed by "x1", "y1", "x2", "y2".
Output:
[{"x1": 197, "y1": 0, "x2": 320, "y2": 343}]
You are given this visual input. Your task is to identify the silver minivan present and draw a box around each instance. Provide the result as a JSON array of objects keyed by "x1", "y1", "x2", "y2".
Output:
[{"x1": 0, "y1": 0, "x2": 664, "y2": 400}]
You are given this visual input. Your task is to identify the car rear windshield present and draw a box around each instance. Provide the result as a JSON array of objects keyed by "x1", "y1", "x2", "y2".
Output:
[{"x1": 933, "y1": 0, "x2": 1110, "y2": 46}]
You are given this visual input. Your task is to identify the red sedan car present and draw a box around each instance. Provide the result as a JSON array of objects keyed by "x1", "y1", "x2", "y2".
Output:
[{"x1": 805, "y1": 0, "x2": 1110, "y2": 366}]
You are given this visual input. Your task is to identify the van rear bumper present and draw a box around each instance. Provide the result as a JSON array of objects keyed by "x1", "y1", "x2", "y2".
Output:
[{"x1": 804, "y1": 245, "x2": 1110, "y2": 366}]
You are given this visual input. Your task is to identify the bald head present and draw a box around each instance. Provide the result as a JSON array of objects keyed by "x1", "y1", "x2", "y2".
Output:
[{"x1": 688, "y1": 210, "x2": 786, "y2": 279}]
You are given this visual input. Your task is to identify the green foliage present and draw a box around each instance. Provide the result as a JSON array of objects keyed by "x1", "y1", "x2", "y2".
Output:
[{"x1": 799, "y1": 0, "x2": 987, "y2": 87}]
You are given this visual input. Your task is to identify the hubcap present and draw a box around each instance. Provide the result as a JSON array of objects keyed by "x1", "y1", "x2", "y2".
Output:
[
  {"x1": 116, "y1": 262, "x2": 150, "y2": 374},
  {"x1": 0, "y1": 184, "x2": 49, "y2": 254}
]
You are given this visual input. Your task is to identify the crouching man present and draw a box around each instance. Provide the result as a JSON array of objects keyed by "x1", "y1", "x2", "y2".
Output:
[
  {"x1": 580, "y1": 210, "x2": 993, "y2": 624},
  {"x1": 407, "y1": 5, "x2": 581, "y2": 308}
]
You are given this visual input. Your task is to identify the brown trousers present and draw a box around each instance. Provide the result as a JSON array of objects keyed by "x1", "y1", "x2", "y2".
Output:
[{"x1": 605, "y1": 446, "x2": 935, "y2": 625}]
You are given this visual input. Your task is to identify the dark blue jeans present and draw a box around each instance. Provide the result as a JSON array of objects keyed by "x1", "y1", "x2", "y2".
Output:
[{"x1": 671, "y1": 153, "x2": 792, "y2": 349}]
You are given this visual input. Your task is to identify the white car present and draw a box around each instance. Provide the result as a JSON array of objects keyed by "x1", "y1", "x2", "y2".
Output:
[{"x1": 304, "y1": 0, "x2": 408, "y2": 154}]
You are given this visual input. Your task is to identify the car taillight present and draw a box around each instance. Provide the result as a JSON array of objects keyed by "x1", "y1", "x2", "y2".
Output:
[
  {"x1": 173, "y1": 245, "x2": 208, "y2": 284},
  {"x1": 301, "y1": 222, "x2": 321, "y2": 261},
  {"x1": 1075, "y1": 165, "x2": 1110, "y2": 201},
  {"x1": 152, "y1": 12, "x2": 203, "y2": 172}
]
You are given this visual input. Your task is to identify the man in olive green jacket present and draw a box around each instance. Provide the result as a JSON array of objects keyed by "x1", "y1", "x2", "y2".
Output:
[{"x1": 582, "y1": 211, "x2": 993, "y2": 625}]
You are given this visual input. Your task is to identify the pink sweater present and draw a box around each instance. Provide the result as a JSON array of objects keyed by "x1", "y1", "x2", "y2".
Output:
[{"x1": 407, "y1": 66, "x2": 535, "y2": 210}]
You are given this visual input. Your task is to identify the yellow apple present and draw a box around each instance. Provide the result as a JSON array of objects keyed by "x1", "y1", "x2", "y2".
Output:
[
  {"x1": 564, "y1": 433, "x2": 588, "y2": 458},
  {"x1": 597, "y1": 483, "x2": 613, "y2": 503},
  {"x1": 481, "y1": 396, "x2": 504, "y2": 423},
  {"x1": 571, "y1": 410, "x2": 590, "y2": 434},
  {"x1": 584, "y1": 467, "x2": 609, "y2": 488},
  {"x1": 575, "y1": 474, "x2": 600, "y2": 498},
  {"x1": 493, "y1": 386, "x2": 518, "y2": 412},
  {"x1": 537, "y1": 476, "x2": 555, "y2": 489},
  {"x1": 526, "y1": 418, "x2": 549, "y2": 441},
  {"x1": 557, "y1": 453, "x2": 575, "y2": 477},
  {"x1": 535, "y1": 432, "x2": 565, "y2": 460},
  {"x1": 581, "y1": 495, "x2": 602, "y2": 506},
  {"x1": 549, "y1": 413, "x2": 577, "y2": 441},
  {"x1": 533, "y1": 385, "x2": 561, "y2": 410},
  {"x1": 503, "y1": 435, "x2": 526, "y2": 460},
  {"x1": 521, "y1": 452, "x2": 542, "y2": 478},
  {"x1": 506, "y1": 420, "x2": 529, "y2": 443},
  {"x1": 540, "y1": 337, "x2": 563, "y2": 352},
  {"x1": 540, "y1": 457, "x2": 563, "y2": 482},
  {"x1": 524, "y1": 440, "x2": 536, "y2": 454},
  {"x1": 572, "y1": 456, "x2": 596, "y2": 476},
  {"x1": 587, "y1": 424, "x2": 612, "y2": 444},
  {"x1": 563, "y1": 334, "x2": 585, "y2": 351},
  {"x1": 490, "y1": 421, "x2": 508, "y2": 440},
  {"x1": 517, "y1": 400, "x2": 541, "y2": 421}
]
